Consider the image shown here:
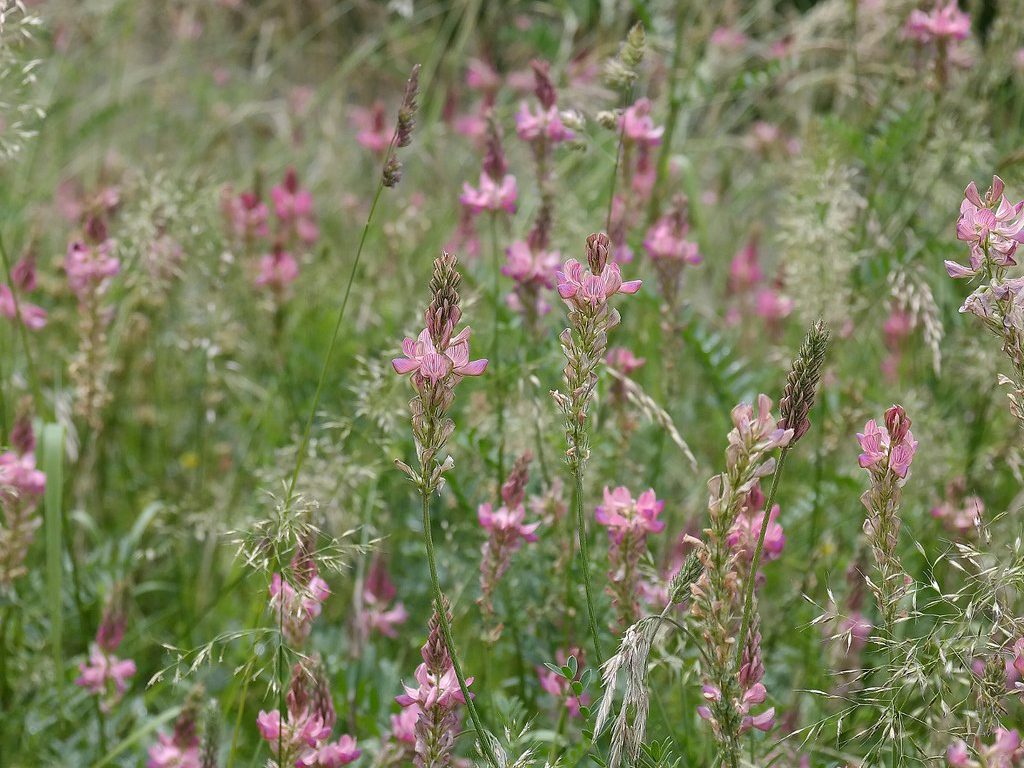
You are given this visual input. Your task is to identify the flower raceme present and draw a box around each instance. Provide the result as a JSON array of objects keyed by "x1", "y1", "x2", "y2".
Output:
[
  {"x1": 392, "y1": 327, "x2": 488, "y2": 385},
  {"x1": 556, "y1": 258, "x2": 641, "y2": 310},
  {"x1": 856, "y1": 405, "x2": 919, "y2": 480},
  {"x1": 947, "y1": 175, "x2": 1024, "y2": 279},
  {"x1": 595, "y1": 487, "x2": 665, "y2": 542},
  {"x1": 269, "y1": 560, "x2": 330, "y2": 647},
  {"x1": 905, "y1": 2, "x2": 971, "y2": 45}
]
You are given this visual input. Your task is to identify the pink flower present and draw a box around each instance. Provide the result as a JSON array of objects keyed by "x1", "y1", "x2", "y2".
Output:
[
  {"x1": 515, "y1": 103, "x2": 574, "y2": 143},
  {"x1": 606, "y1": 347, "x2": 645, "y2": 375},
  {"x1": 396, "y1": 663, "x2": 472, "y2": 710},
  {"x1": 556, "y1": 259, "x2": 641, "y2": 310},
  {"x1": 620, "y1": 99, "x2": 663, "y2": 146},
  {"x1": 466, "y1": 58, "x2": 501, "y2": 94},
  {"x1": 351, "y1": 102, "x2": 391, "y2": 154},
  {"x1": 710, "y1": 26, "x2": 750, "y2": 52},
  {"x1": 478, "y1": 503, "x2": 540, "y2": 544},
  {"x1": 255, "y1": 246, "x2": 299, "y2": 292},
  {"x1": 358, "y1": 560, "x2": 408, "y2": 640},
  {"x1": 595, "y1": 487, "x2": 665, "y2": 542},
  {"x1": 460, "y1": 172, "x2": 518, "y2": 214},
  {"x1": 220, "y1": 188, "x2": 269, "y2": 241},
  {"x1": 65, "y1": 240, "x2": 120, "y2": 299},
  {"x1": 837, "y1": 612, "x2": 873, "y2": 653},
  {"x1": 147, "y1": 732, "x2": 200, "y2": 768},
  {"x1": 643, "y1": 218, "x2": 701, "y2": 265},
  {"x1": 857, "y1": 405, "x2": 918, "y2": 479},
  {"x1": 727, "y1": 504, "x2": 785, "y2": 562},
  {"x1": 0, "y1": 450, "x2": 46, "y2": 498},
  {"x1": 257, "y1": 708, "x2": 332, "y2": 766},
  {"x1": 75, "y1": 645, "x2": 137, "y2": 712},
  {"x1": 754, "y1": 287, "x2": 795, "y2": 322},
  {"x1": 392, "y1": 327, "x2": 488, "y2": 383},
  {"x1": 730, "y1": 394, "x2": 793, "y2": 454},
  {"x1": 269, "y1": 570, "x2": 330, "y2": 646},
  {"x1": 271, "y1": 168, "x2": 319, "y2": 245},
  {"x1": 389, "y1": 705, "x2": 419, "y2": 744},
  {"x1": 947, "y1": 740, "x2": 971, "y2": 767},
  {"x1": 949, "y1": 176, "x2": 1024, "y2": 277},
  {"x1": 905, "y1": 2, "x2": 971, "y2": 44},
  {"x1": 502, "y1": 240, "x2": 560, "y2": 287},
  {"x1": 316, "y1": 735, "x2": 362, "y2": 767},
  {"x1": 729, "y1": 238, "x2": 764, "y2": 293}
]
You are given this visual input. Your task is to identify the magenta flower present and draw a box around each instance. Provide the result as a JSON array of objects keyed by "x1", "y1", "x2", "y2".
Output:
[
  {"x1": 65, "y1": 240, "x2": 120, "y2": 300},
  {"x1": 459, "y1": 172, "x2": 518, "y2": 214},
  {"x1": 392, "y1": 327, "x2": 487, "y2": 384},
  {"x1": 905, "y1": 2, "x2": 971, "y2": 44},
  {"x1": 271, "y1": 168, "x2": 319, "y2": 245},
  {"x1": 595, "y1": 487, "x2": 665, "y2": 541},
  {"x1": 255, "y1": 246, "x2": 299, "y2": 293},
  {"x1": 221, "y1": 188, "x2": 269, "y2": 241},
  {"x1": 465, "y1": 58, "x2": 501, "y2": 95},
  {"x1": 857, "y1": 405, "x2": 918, "y2": 480},
  {"x1": 754, "y1": 287, "x2": 795, "y2": 323},
  {"x1": 515, "y1": 103, "x2": 574, "y2": 144},
  {"x1": 556, "y1": 259, "x2": 641, "y2": 310},
  {"x1": 256, "y1": 708, "x2": 331, "y2": 767},
  {"x1": 478, "y1": 502, "x2": 540, "y2": 544},
  {"x1": 75, "y1": 646, "x2": 137, "y2": 712},
  {"x1": 351, "y1": 102, "x2": 392, "y2": 154},
  {"x1": 727, "y1": 504, "x2": 784, "y2": 563},
  {"x1": 0, "y1": 450, "x2": 45, "y2": 497},
  {"x1": 359, "y1": 559, "x2": 408, "y2": 640},
  {"x1": 620, "y1": 98, "x2": 663, "y2": 146},
  {"x1": 729, "y1": 238, "x2": 763, "y2": 293},
  {"x1": 389, "y1": 705, "x2": 419, "y2": 745},
  {"x1": 395, "y1": 663, "x2": 471, "y2": 710}
]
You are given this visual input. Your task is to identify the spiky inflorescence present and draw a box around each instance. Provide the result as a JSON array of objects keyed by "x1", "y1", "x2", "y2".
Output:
[
  {"x1": 603, "y1": 22, "x2": 646, "y2": 91},
  {"x1": 778, "y1": 319, "x2": 831, "y2": 443},
  {"x1": 383, "y1": 64, "x2": 422, "y2": 187}
]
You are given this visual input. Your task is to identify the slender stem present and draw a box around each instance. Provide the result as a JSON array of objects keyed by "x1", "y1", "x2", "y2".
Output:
[
  {"x1": 489, "y1": 213, "x2": 505, "y2": 498},
  {"x1": 735, "y1": 447, "x2": 789, "y2": 669},
  {"x1": 546, "y1": 701, "x2": 569, "y2": 764},
  {"x1": 420, "y1": 490, "x2": 499, "y2": 768},
  {"x1": 604, "y1": 125, "x2": 625, "y2": 235},
  {"x1": 647, "y1": 3, "x2": 687, "y2": 225},
  {"x1": 285, "y1": 135, "x2": 397, "y2": 503},
  {"x1": 0, "y1": 233, "x2": 44, "y2": 415},
  {"x1": 572, "y1": 467, "x2": 604, "y2": 664}
]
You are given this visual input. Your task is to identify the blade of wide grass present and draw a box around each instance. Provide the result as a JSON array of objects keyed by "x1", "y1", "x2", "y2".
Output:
[
  {"x1": 91, "y1": 706, "x2": 181, "y2": 768},
  {"x1": 42, "y1": 422, "x2": 65, "y2": 710}
]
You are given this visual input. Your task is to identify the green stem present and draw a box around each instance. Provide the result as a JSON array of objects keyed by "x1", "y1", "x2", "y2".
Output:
[
  {"x1": 489, "y1": 213, "x2": 505, "y2": 497},
  {"x1": 420, "y1": 490, "x2": 499, "y2": 768},
  {"x1": 572, "y1": 467, "x2": 604, "y2": 664},
  {"x1": 734, "y1": 447, "x2": 790, "y2": 670},
  {"x1": 547, "y1": 701, "x2": 569, "y2": 764}
]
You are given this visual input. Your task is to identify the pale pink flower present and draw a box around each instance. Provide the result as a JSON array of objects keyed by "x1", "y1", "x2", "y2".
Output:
[
  {"x1": 727, "y1": 504, "x2": 784, "y2": 562},
  {"x1": 643, "y1": 218, "x2": 701, "y2": 265},
  {"x1": 949, "y1": 176, "x2": 1024, "y2": 277},
  {"x1": 754, "y1": 287, "x2": 795, "y2": 322},
  {"x1": 460, "y1": 172, "x2": 518, "y2": 214},
  {"x1": 0, "y1": 284, "x2": 45, "y2": 330},
  {"x1": 857, "y1": 405, "x2": 918, "y2": 479},
  {"x1": 729, "y1": 238, "x2": 764, "y2": 293},
  {"x1": 837, "y1": 612, "x2": 873, "y2": 653},
  {"x1": 220, "y1": 188, "x2": 269, "y2": 241},
  {"x1": 709, "y1": 26, "x2": 750, "y2": 53},
  {"x1": 65, "y1": 240, "x2": 120, "y2": 299},
  {"x1": 255, "y1": 246, "x2": 299, "y2": 292},
  {"x1": 256, "y1": 708, "x2": 331, "y2": 766},
  {"x1": 0, "y1": 450, "x2": 46, "y2": 497},
  {"x1": 606, "y1": 346, "x2": 645, "y2": 374},
  {"x1": 147, "y1": 732, "x2": 200, "y2": 768},
  {"x1": 620, "y1": 98, "x2": 663, "y2": 146},
  {"x1": 905, "y1": 2, "x2": 971, "y2": 44},
  {"x1": 556, "y1": 259, "x2": 641, "y2": 309},
  {"x1": 466, "y1": 58, "x2": 501, "y2": 94},
  {"x1": 359, "y1": 559, "x2": 408, "y2": 640},
  {"x1": 503, "y1": 240, "x2": 560, "y2": 287},
  {"x1": 515, "y1": 103, "x2": 574, "y2": 143},
  {"x1": 389, "y1": 705, "x2": 419, "y2": 744},
  {"x1": 478, "y1": 503, "x2": 540, "y2": 544},
  {"x1": 391, "y1": 327, "x2": 487, "y2": 383},
  {"x1": 269, "y1": 570, "x2": 330, "y2": 647},
  {"x1": 75, "y1": 646, "x2": 137, "y2": 712},
  {"x1": 271, "y1": 168, "x2": 319, "y2": 245},
  {"x1": 395, "y1": 663, "x2": 471, "y2": 710},
  {"x1": 316, "y1": 735, "x2": 362, "y2": 767},
  {"x1": 595, "y1": 487, "x2": 665, "y2": 542},
  {"x1": 351, "y1": 102, "x2": 391, "y2": 154}
]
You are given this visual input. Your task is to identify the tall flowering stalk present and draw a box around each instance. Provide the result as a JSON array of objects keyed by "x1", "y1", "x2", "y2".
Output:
[
  {"x1": 395, "y1": 599, "x2": 472, "y2": 768},
  {"x1": 0, "y1": 416, "x2": 44, "y2": 585},
  {"x1": 477, "y1": 453, "x2": 539, "y2": 638},
  {"x1": 392, "y1": 251, "x2": 497, "y2": 766},
  {"x1": 552, "y1": 232, "x2": 641, "y2": 661},
  {"x1": 689, "y1": 395, "x2": 793, "y2": 767},
  {"x1": 946, "y1": 176, "x2": 1024, "y2": 425},
  {"x1": 856, "y1": 404, "x2": 918, "y2": 630}
]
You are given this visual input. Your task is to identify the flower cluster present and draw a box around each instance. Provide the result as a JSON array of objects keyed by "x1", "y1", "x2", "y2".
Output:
[
  {"x1": 269, "y1": 547, "x2": 331, "y2": 647},
  {"x1": 0, "y1": 252, "x2": 46, "y2": 330},
  {"x1": 606, "y1": 98, "x2": 663, "y2": 263},
  {"x1": 552, "y1": 233, "x2": 641, "y2": 472},
  {"x1": 947, "y1": 729, "x2": 1023, "y2": 767},
  {"x1": 904, "y1": 2, "x2": 973, "y2": 83},
  {"x1": 478, "y1": 453, "x2": 540, "y2": 634},
  {"x1": 726, "y1": 483, "x2": 784, "y2": 568},
  {"x1": 460, "y1": 116, "x2": 517, "y2": 215},
  {"x1": 392, "y1": 251, "x2": 487, "y2": 492},
  {"x1": 596, "y1": 486, "x2": 664, "y2": 627},
  {"x1": 75, "y1": 590, "x2": 137, "y2": 713},
  {"x1": 502, "y1": 238, "x2": 560, "y2": 323},
  {"x1": 856, "y1": 405, "x2": 917, "y2": 628},
  {"x1": 395, "y1": 600, "x2": 472, "y2": 768},
  {"x1": 258, "y1": 660, "x2": 360, "y2": 768},
  {"x1": 221, "y1": 167, "x2": 318, "y2": 298},
  {"x1": 356, "y1": 558, "x2": 409, "y2": 642},
  {"x1": 725, "y1": 235, "x2": 794, "y2": 331},
  {"x1": 147, "y1": 688, "x2": 203, "y2": 768},
  {"x1": 0, "y1": 417, "x2": 45, "y2": 585},
  {"x1": 689, "y1": 395, "x2": 792, "y2": 762}
]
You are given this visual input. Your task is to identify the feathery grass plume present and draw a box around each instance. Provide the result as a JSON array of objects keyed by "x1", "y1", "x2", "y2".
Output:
[
  {"x1": 392, "y1": 251, "x2": 499, "y2": 767},
  {"x1": 0, "y1": 1, "x2": 43, "y2": 163},
  {"x1": 552, "y1": 232, "x2": 642, "y2": 661},
  {"x1": 688, "y1": 395, "x2": 792, "y2": 768},
  {"x1": 604, "y1": 22, "x2": 646, "y2": 92},
  {"x1": 383, "y1": 64, "x2": 421, "y2": 188}
]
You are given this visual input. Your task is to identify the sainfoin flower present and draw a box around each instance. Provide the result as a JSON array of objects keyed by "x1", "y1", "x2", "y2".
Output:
[
  {"x1": 65, "y1": 240, "x2": 120, "y2": 300},
  {"x1": 727, "y1": 487, "x2": 784, "y2": 564},
  {"x1": 0, "y1": 255, "x2": 47, "y2": 330},
  {"x1": 269, "y1": 564, "x2": 330, "y2": 647},
  {"x1": 856, "y1": 405, "x2": 918, "y2": 479},
  {"x1": 459, "y1": 171, "x2": 518, "y2": 214},
  {"x1": 503, "y1": 239, "x2": 559, "y2": 288},
  {"x1": 351, "y1": 102, "x2": 391, "y2": 154},
  {"x1": 905, "y1": 2, "x2": 971, "y2": 44},
  {"x1": 255, "y1": 246, "x2": 299, "y2": 292},
  {"x1": 620, "y1": 98, "x2": 663, "y2": 146},
  {"x1": 556, "y1": 259, "x2": 641, "y2": 310},
  {"x1": 391, "y1": 327, "x2": 487, "y2": 384},
  {"x1": 947, "y1": 729, "x2": 1022, "y2": 767},
  {"x1": 75, "y1": 646, "x2": 137, "y2": 713},
  {"x1": 358, "y1": 558, "x2": 408, "y2": 640},
  {"x1": 271, "y1": 167, "x2": 319, "y2": 245},
  {"x1": 948, "y1": 176, "x2": 1024, "y2": 278},
  {"x1": 220, "y1": 187, "x2": 269, "y2": 241},
  {"x1": 515, "y1": 103, "x2": 574, "y2": 143},
  {"x1": 595, "y1": 487, "x2": 665, "y2": 542},
  {"x1": 606, "y1": 346, "x2": 645, "y2": 375}
]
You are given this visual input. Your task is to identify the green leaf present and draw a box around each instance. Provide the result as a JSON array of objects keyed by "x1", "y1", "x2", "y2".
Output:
[{"x1": 42, "y1": 423, "x2": 65, "y2": 711}]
